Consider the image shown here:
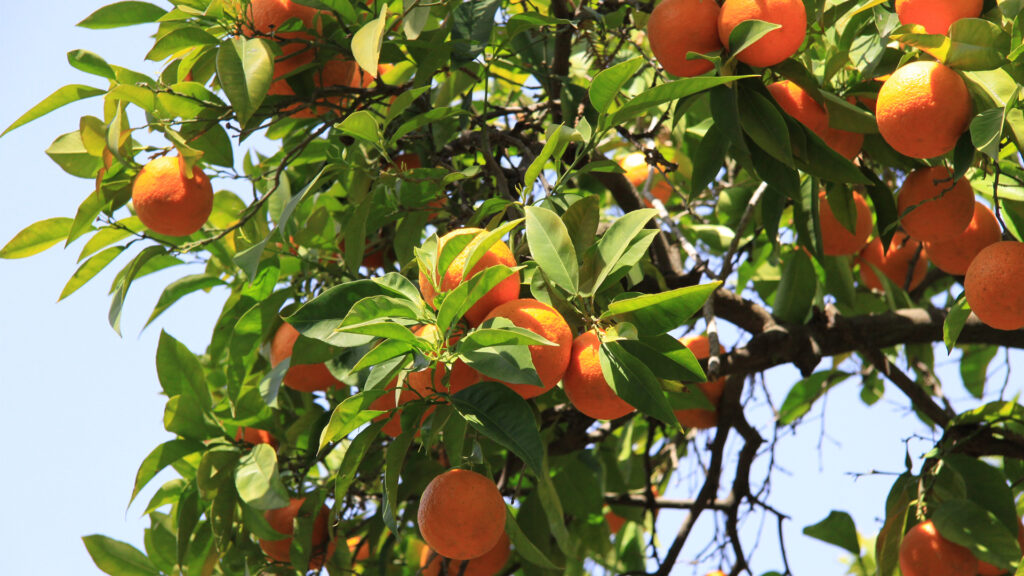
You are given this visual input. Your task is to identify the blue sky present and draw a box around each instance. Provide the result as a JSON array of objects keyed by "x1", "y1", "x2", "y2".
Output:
[{"x1": 0, "y1": 2, "x2": 1004, "y2": 575}]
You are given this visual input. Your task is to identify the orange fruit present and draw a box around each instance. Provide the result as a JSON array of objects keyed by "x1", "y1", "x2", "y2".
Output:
[
  {"x1": 247, "y1": 0, "x2": 318, "y2": 48},
  {"x1": 269, "y1": 55, "x2": 362, "y2": 119},
  {"x1": 562, "y1": 330, "x2": 636, "y2": 420},
  {"x1": 417, "y1": 469, "x2": 506, "y2": 560},
  {"x1": 717, "y1": 0, "x2": 807, "y2": 68},
  {"x1": 647, "y1": 0, "x2": 722, "y2": 77},
  {"x1": 347, "y1": 536, "x2": 371, "y2": 562},
  {"x1": 480, "y1": 299, "x2": 573, "y2": 399},
  {"x1": 876, "y1": 61, "x2": 972, "y2": 159},
  {"x1": 897, "y1": 167, "x2": 975, "y2": 243},
  {"x1": 619, "y1": 152, "x2": 672, "y2": 205},
  {"x1": 706, "y1": 572, "x2": 727, "y2": 576},
  {"x1": 858, "y1": 232, "x2": 928, "y2": 292},
  {"x1": 965, "y1": 241, "x2": 1024, "y2": 331},
  {"x1": 674, "y1": 335, "x2": 726, "y2": 429},
  {"x1": 898, "y1": 520, "x2": 978, "y2": 576},
  {"x1": 818, "y1": 190, "x2": 873, "y2": 256},
  {"x1": 895, "y1": 0, "x2": 983, "y2": 35},
  {"x1": 270, "y1": 322, "x2": 341, "y2": 392},
  {"x1": 977, "y1": 520, "x2": 1024, "y2": 575},
  {"x1": 419, "y1": 228, "x2": 521, "y2": 326},
  {"x1": 420, "y1": 532, "x2": 510, "y2": 576},
  {"x1": 235, "y1": 427, "x2": 278, "y2": 449},
  {"x1": 767, "y1": 81, "x2": 863, "y2": 160},
  {"x1": 448, "y1": 358, "x2": 481, "y2": 395},
  {"x1": 131, "y1": 156, "x2": 214, "y2": 237},
  {"x1": 260, "y1": 498, "x2": 335, "y2": 569},
  {"x1": 924, "y1": 201, "x2": 1001, "y2": 276}
]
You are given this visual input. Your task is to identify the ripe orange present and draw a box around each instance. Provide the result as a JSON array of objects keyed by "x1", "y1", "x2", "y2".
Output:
[
  {"x1": 717, "y1": 0, "x2": 807, "y2": 68},
  {"x1": 480, "y1": 299, "x2": 573, "y2": 399},
  {"x1": 235, "y1": 427, "x2": 278, "y2": 449},
  {"x1": 420, "y1": 532, "x2": 510, "y2": 576},
  {"x1": 619, "y1": 152, "x2": 672, "y2": 205},
  {"x1": 818, "y1": 190, "x2": 873, "y2": 256},
  {"x1": 417, "y1": 469, "x2": 506, "y2": 560},
  {"x1": 270, "y1": 322, "x2": 341, "y2": 392},
  {"x1": 897, "y1": 167, "x2": 975, "y2": 243},
  {"x1": 675, "y1": 335, "x2": 726, "y2": 429},
  {"x1": 977, "y1": 520, "x2": 1024, "y2": 575},
  {"x1": 269, "y1": 55, "x2": 362, "y2": 119},
  {"x1": 647, "y1": 0, "x2": 722, "y2": 77},
  {"x1": 260, "y1": 498, "x2": 335, "y2": 569},
  {"x1": 767, "y1": 81, "x2": 863, "y2": 160},
  {"x1": 419, "y1": 228, "x2": 521, "y2": 326},
  {"x1": 247, "y1": 0, "x2": 318, "y2": 46},
  {"x1": 895, "y1": 0, "x2": 983, "y2": 35},
  {"x1": 965, "y1": 241, "x2": 1024, "y2": 331},
  {"x1": 858, "y1": 232, "x2": 928, "y2": 292},
  {"x1": 131, "y1": 156, "x2": 213, "y2": 237},
  {"x1": 563, "y1": 330, "x2": 636, "y2": 420},
  {"x1": 447, "y1": 358, "x2": 481, "y2": 395},
  {"x1": 346, "y1": 536, "x2": 370, "y2": 562},
  {"x1": 924, "y1": 202, "x2": 1001, "y2": 275},
  {"x1": 876, "y1": 61, "x2": 972, "y2": 159},
  {"x1": 898, "y1": 520, "x2": 978, "y2": 576}
]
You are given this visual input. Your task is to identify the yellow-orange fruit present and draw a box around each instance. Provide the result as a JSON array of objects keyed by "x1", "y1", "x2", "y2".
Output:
[
  {"x1": 897, "y1": 167, "x2": 974, "y2": 243},
  {"x1": 420, "y1": 532, "x2": 511, "y2": 576},
  {"x1": 898, "y1": 520, "x2": 978, "y2": 576},
  {"x1": 924, "y1": 202, "x2": 1001, "y2": 276},
  {"x1": 858, "y1": 232, "x2": 928, "y2": 292},
  {"x1": 717, "y1": 0, "x2": 807, "y2": 68},
  {"x1": 131, "y1": 156, "x2": 213, "y2": 237},
  {"x1": 480, "y1": 299, "x2": 573, "y2": 399},
  {"x1": 876, "y1": 61, "x2": 972, "y2": 159},
  {"x1": 419, "y1": 228, "x2": 521, "y2": 326},
  {"x1": 965, "y1": 241, "x2": 1024, "y2": 331},
  {"x1": 674, "y1": 335, "x2": 725, "y2": 429},
  {"x1": 418, "y1": 469, "x2": 506, "y2": 560},
  {"x1": 563, "y1": 331, "x2": 636, "y2": 420},
  {"x1": 895, "y1": 0, "x2": 983, "y2": 35},
  {"x1": 347, "y1": 536, "x2": 371, "y2": 562},
  {"x1": 977, "y1": 521, "x2": 1024, "y2": 575},
  {"x1": 260, "y1": 498, "x2": 335, "y2": 569},
  {"x1": 818, "y1": 190, "x2": 873, "y2": 256},
  {"x1": 767, "y1": 81, "x2": 863, "y2": 160},
  {"x1": 235, "y1": 427, "x2": 278, "y2": 449},
  {"x1": 270, "y1": 322, "x2": 341, "y2": 392},
  {"x1": 619, "y1": 152, "x2": 672, "y2": 205},
  {"x1": 647, "y1": 0, "x2": 722, "y2": 77}
]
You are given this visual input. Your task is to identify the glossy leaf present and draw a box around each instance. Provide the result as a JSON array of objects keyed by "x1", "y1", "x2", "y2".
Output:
[
  {"x1": 601, "y1": 282, "x2": 720, "y2": 335},
  {"x1": 234, "y1": 444, "x2": 290, "y2": 511},
  {"x1": 77, "y1": 1, "x2": 166, "y2": 29},
  {"x1": 803, "y1": 511, "x2": 859, "y2": 554},
  {"x1": 82, "y1": 535, "x2": 161, "y2": 576},
  {"x1": 0, "y1": 217, "x2": 73, "y2": 259},
  {"x1": 526, "y1": 205, "x2": 578, "y2": 294},
  {"x1": 215, "y1": 37, "x2": 274, "y2": 126},
  {"x1": 450, "y1": 381, "x2": 545, "y2": 474}
]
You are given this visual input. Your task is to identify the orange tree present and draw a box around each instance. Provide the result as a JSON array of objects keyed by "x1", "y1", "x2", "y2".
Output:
[{"x1": 5, "y1": 0, "x2": 1024, "y2": 575}]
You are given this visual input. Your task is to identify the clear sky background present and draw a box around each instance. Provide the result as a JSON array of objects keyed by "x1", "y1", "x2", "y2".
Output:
[{"x1": 0, "y1": 2, "x2": 1008, "y2": 575}]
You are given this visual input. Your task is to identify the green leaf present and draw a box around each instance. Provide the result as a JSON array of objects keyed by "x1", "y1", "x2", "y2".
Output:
[
  {"x1": 608, "y1": 76, "x2": 751, "y2": 128},
  {"x1": 971, "y1": 107, "x2": 1005, "y2": 160},
  {"x1": 580, "y1": 208, "x2": 657, "y2": 296},
  {"x1": 505, "y1": 508, "x2": 562, "y2": 570},
  {"x1": 460, "y1": 345, "x2": 542, "y2": 387},
  {"x1": 725, "y1": 19, "x2": 781, "y2": 65},
  {"x1": 943, "y1": 454, "x2": 1018, "y2": 533},
  {"x1": 0, "y1": 217, "x2": 73, "y2": 259},
  {"x1": 67, "y1": 50, "x2": 116, "y2": 80},
  {"x1": 933, "y1": 498, "x2": 1021, "y2": 570},
  {"x1": 740, "y1": 88, "x2": 794, "y2": 167},
  {"x1": 78, "y1": 1, "x2": 167, "y2": 29},
  {"x1": 778, "y1": 370, "x2": 851, "y2": 425},
  {"x1": 960, "y1": 345, "x2": 998, "y2": 399},
  {"x1": 335, "y1": 422, "x2": 384, "y2": 499},
  {"x1": 82, "y1": 535, "x2": 161, "y2": 576},
  {"x1": 216, "y1": 37, "x2": 274, "y2": 126},
  {"x1": 773, "y1": 249, "x2": 816, "y2": 324},
  {"x1": 289, "y1": 279, "x2": 409, "y2": 340},
  {"x1": 600, "y1": 341, "x2": 677, "y2": 426},
  {"x1": 692, "y1": 123, "x2": 729, "y2": 192},
  {"x1": 403, "y1": 0, "x2": 430, "y2": 40},
  {"x1": 156, "y1": 331, "x2": 211, "y2": 409},
  {"x1": 601, "y1": 282, "x2": 720, "y2": 335},
  {"x1": 524, "y1": 124, "x2": 569, "y2": 190},
  {"x1": 943, "y1": 293, "x2": 971, "y2": 352},
  {"x1": 146, "y1": 27, "x2": 219, "y2": 62},
  {"x1": 946, "y1": 19, "x2": 1010, "y2": 71},
  {"x1": 352, "y1": 6, "x2": 389, "y2": 76},
  {"x1": 59, "y1": 246, "x2": 125, "y2": 301},
  {"x1": 109, "y1": 246, "x2": 165, "y2": 336},
  {"x1": 526, "y1": 206, "x2": 578, "y2": 294},
  {"x1": 435, "y1": 265, "x2": 519, "y2": 333},
  {"x1": 234, "y1": 444, "x2": 290, "y2": 511},
  {"x1": 562, "y1": 194, "x2": 599, "y2": 259},
  {"x1": 450, "y1": 382, "x2": 545, "y2": 474},
  {"x1": 317, "y1": 392, "x2": 386, "y2": 455},
  {"x1": 382, "y1": 406, "x2": 420, "y2": 533},
  {"x1": 589, "y1": 57, "x2": 644, "y2": 113},
  {"x1": 336, "y1": 110, "x2": 381, "y2": 143},
  {"x1": 145, "y1": 274, "x2": 227, "y2": 327},
  {"x1": 629, "y1": 334, "x2": 706, "y2": 382},
  {"x1": 129, "y1": 439, "x2": 205, "y2": 507},
  {"x1": 451, "y1": 0, "x2": 501, "y2": 65},
  {"x1": 47, "y1": 131, "x2": 103, "y2": 177},
  {"x1": 803, "y1": 511, "x2": 860, "y2": 554},
  {"x1": 461, "y1": 324, "x2": 557, "y2": 349}
]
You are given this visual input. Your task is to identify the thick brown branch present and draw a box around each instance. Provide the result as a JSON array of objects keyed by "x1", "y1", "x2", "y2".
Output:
[{"x1": 864, "y1": 348, "x2": 953, "y2": 427}]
